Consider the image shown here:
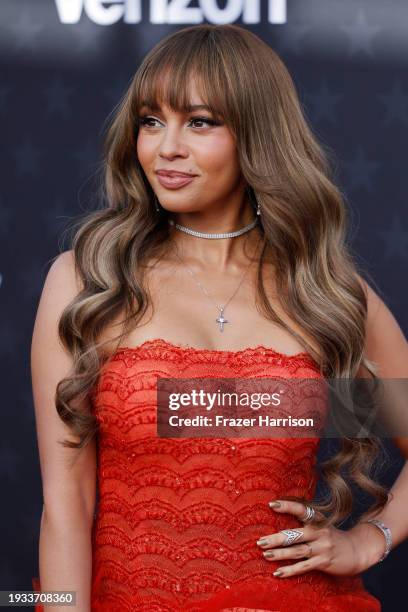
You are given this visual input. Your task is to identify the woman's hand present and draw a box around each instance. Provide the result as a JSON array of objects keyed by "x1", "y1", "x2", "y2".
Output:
[{"x1": 256, "y1": 499, "x2": 386, "y2": 578}]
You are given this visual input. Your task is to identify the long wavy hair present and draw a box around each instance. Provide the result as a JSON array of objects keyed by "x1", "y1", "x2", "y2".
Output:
[{"x1": 55, "y1": 24, "x2": 390, "y2": 528}]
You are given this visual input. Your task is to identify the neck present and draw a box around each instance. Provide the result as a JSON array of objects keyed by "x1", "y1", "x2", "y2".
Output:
[{"x1": 168, "y1": 208, "x2": 263, "y2": 272}]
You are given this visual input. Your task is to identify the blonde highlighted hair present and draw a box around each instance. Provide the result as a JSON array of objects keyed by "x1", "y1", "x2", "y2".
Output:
[{"x1": 55, "y1": 24, "x2": 389, "y2": 528}]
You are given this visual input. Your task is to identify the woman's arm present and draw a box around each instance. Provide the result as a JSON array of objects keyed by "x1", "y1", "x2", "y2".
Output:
[
  {"x1": 348, "y1": 277, "x2": 408, "y2": 570},
  {"x1": 257, "y1": 277, "x2": 408, "y2": 578},
  {"x1": 32, "y1": 251, "x2": 97, "y2": 612}
]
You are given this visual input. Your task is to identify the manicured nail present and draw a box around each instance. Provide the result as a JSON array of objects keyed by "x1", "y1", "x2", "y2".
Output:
[
  {"x1": 256, "y1": 538, "x2": 269, "y2": 546},
  {"x1": 273, "y1": 569, "x2": 283, "y2": 576},
  {"x1": 269, "y1": 501, "x2": 281, "y2": 508},
  {"x1": 263, "y1": 550, "x2": 274, "y2": 558}
]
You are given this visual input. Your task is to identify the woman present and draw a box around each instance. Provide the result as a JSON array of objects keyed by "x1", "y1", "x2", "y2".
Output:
[{"x1": 31, "y1": 24, "x2": 408, "y2": 611}]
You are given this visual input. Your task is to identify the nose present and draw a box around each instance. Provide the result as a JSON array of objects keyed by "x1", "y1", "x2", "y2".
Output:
[{"x1": 158, "y1": 124, "x2": 189, "y2": 159}]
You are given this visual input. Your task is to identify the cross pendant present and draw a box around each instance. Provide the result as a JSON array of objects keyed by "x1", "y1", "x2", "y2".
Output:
[{"x1": 216, "y1": 308, "x2": 228, "y2": 332}]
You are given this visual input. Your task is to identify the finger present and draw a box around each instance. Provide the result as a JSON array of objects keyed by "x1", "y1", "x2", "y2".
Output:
[
  {"x1": 263, "y1": 542, "x2": 318, "y2": 562},
  {"x1": 272, "y1": 557, "x2": 321, "y2": 578},
  {"x1": 269, "y1": 499, "x2": 324, "y2": 522},
  {"x1": 257, "y1": 525, "x2": 318, "y2": 549}
]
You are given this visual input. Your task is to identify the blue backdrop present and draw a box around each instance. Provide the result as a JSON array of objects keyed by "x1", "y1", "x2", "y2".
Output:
[{"x1": 1, "y1": 1, "x2": 407, "y2": 609}]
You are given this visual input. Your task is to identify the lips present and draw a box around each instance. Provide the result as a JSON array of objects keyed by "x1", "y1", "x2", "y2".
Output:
[
  {"x1": 156, "y1": 172, "x2": 196, "y2": 190},
  {"x1": 156, "y1": 170, "x2": 197, "y2": 178}
]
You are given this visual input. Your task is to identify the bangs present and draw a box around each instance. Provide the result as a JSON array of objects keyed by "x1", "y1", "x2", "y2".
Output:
[{"x1": 133, "y1": 36, "x2": 231, "y2": 123}]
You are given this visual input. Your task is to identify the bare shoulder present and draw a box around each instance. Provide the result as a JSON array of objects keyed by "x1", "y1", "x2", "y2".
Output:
[
  {"x1": 32, "y1": 249, "x2": 85, "y2": 354},
  {"x1": 47, "y1": 249, "x2": 83, "y2": 294},
  {"x1": 356, "y1": 273, "x2": 408, "y2": 377}
]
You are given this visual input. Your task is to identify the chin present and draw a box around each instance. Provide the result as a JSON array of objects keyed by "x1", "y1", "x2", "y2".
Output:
[{"x1": 159, "y1": 202, "x2": 199, "y2": 213}]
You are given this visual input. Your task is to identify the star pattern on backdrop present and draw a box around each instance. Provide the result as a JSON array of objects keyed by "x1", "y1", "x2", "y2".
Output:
[
  {"x1": 276, "y1": 23, "x2": 312, "y2": 55},
  {"x1": 342, "y1": 146, "x2": 380, "y2": 192},
  {"x1": 379, "y1": 213, "x2": 408, "y2": 261},
  {"x1": 304, "y1": 79, "x2": 344, "y2": 124},
  {"x1": 378, "y1": 78, "x2": 408, "y2": 126},
  {"x1": 340, "y1": 8, "x2": 382, "y2": 57}
]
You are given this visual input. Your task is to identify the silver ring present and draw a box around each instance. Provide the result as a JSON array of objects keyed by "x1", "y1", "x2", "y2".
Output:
[
  {"x1": 301, "y1": 504, "x2": 316, "y2": 523},
  {"x1": 280, "y1": 528, "x2": 304, "y2": 546}
]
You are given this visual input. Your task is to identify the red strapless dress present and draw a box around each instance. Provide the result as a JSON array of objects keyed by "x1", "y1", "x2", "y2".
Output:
[{"x1": 32, "y1": 339, "x2": 381, "y2": 611}]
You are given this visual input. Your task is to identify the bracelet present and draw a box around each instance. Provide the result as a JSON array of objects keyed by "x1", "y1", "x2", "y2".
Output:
[{"x1": 363, "y1": 518, "x2": 392, "y2": 562}]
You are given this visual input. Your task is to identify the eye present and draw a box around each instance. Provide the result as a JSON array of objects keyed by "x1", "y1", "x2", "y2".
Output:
[
  {"x1": 190, "y1": 116, "x2": 219, "y2": 128},
  {"x1": 138, "y1": 115, "x2": 160, "y2": 128},
  {"x1": 137, "y1": 114, "x2": 220, "y2": 129}
]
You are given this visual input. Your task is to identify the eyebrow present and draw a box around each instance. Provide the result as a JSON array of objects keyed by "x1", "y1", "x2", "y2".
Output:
[
  {"x1": 186, "y1": 104, "x2": 211, "y2": 112},
  {"x1": 140, "y1": 102, "x2": 211, "y2": 113}
]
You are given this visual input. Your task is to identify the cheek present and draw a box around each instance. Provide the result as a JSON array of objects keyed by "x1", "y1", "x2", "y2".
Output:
[
  {"x1": 198, "y1": 134, "x2": 240, "y2": 176},
  {"x1": 136, "y1": 134, "x2": 154, "y2": 168}
]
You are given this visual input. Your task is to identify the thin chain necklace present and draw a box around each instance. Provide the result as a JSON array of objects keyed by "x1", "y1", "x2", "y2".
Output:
[{"x1": 173, "y1": 236, "x2": 261, "y2": 332}]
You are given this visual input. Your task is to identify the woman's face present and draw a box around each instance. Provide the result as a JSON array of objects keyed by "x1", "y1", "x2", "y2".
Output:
[{"x1": 136, "y1": 82, "x2": 245, "y2": 214}]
